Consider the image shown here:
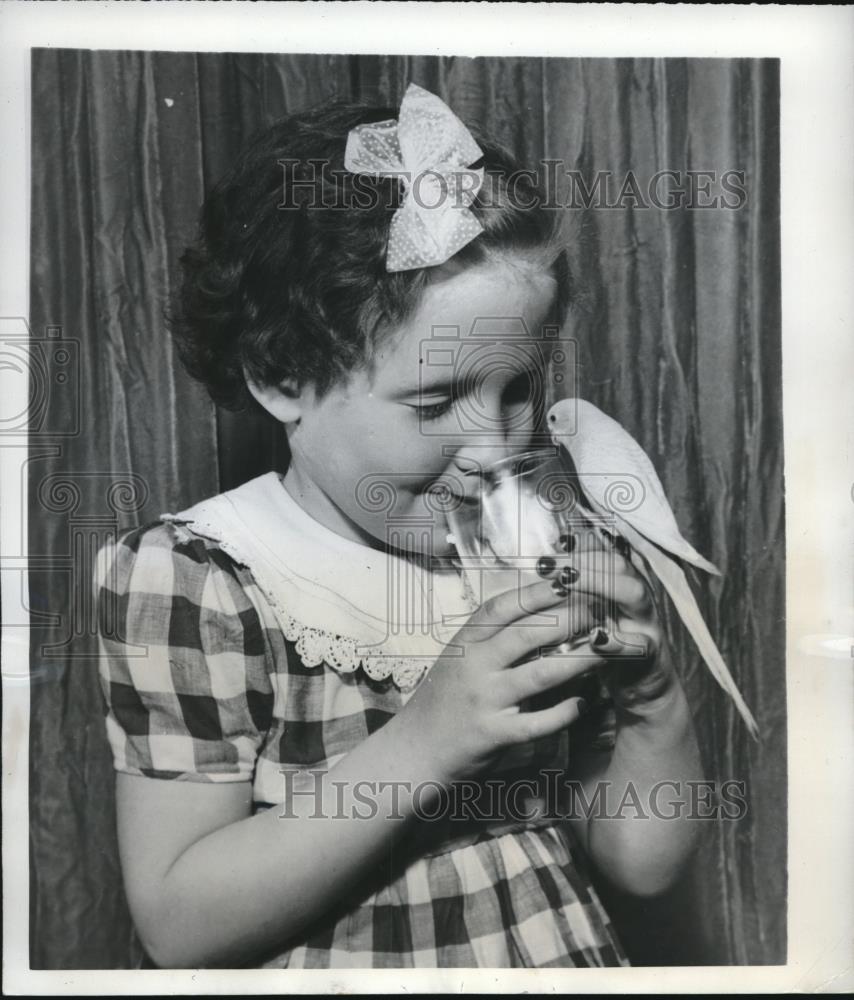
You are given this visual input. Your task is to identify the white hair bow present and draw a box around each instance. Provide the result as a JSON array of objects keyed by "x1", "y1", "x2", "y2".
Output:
[{"x1": 343, "y1": 83, "x2": 485, "y2": 272}]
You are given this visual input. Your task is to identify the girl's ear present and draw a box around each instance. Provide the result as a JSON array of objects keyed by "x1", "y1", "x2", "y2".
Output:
[{"x1": 244, "y1": 372, "x2": 305, "y2": 424}]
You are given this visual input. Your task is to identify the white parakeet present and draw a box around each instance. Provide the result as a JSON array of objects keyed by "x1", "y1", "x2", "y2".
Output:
[{"x1": 547, "y1": 397, "x2": 760, "y2": 741}]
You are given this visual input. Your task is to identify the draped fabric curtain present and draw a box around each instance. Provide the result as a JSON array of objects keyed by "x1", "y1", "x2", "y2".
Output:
[{"x1": 28, "y1": 51, "x2": 784, "y2": 969}]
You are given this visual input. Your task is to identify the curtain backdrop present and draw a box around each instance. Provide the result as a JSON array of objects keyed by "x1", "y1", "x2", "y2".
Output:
[{"x1": 29, "y1": 51, "x2": 784, "y2": 969}]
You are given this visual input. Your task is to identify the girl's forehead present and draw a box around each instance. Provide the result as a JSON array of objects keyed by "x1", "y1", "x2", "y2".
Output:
[
  {"x1": 367, "y1": 261, "x2": 559, "y2": 391},
  {"x1": 410, "y1": 262, "x2": 556, "y2": 344},
  {"x1": 427, "y1": 255, "x2": 558, "y2": 304}
]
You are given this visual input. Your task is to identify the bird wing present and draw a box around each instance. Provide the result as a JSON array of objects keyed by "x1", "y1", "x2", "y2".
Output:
[
  {"x1": 550, "y1": 400, "x2": 757, "y2": 739},
  {"x1": 573, "y1": 496, "x2": 658, "y2": 593},
  {"x1": 579, "y1": 471, "x2": 721, "y2": 577},
  {"x1": 612, "y1": 514, "x2": 760, "y2": 741},
  {"x1": 549, "y1": 399, "x2": 721, "y2": 576}
]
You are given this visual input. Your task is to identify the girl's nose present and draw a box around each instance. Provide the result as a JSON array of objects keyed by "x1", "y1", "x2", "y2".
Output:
[
  {"x1": 451, "y1": 452, "x2": 484, "y2": 476},
  {"x1": 450, "y1": 443, "x2": 515, "y2": 485},
  {"x1": 447, "y1": 393, "x2": 534, "y2": 490}
]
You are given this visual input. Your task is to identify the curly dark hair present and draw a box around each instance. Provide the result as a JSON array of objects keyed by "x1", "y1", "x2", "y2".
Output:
[{"x1": 171, "y1": 98, "x2": 571, "y2": 410}]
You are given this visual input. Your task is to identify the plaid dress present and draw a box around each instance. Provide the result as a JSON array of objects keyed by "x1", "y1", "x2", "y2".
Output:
[{"x1": 96, "y1": 473, "x2": 629, "y2": 969}]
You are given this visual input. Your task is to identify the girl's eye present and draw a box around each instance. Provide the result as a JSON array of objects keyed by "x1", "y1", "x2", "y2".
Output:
[{"x1": 411, "y1": 398, "x2": 454, "y2": 422}]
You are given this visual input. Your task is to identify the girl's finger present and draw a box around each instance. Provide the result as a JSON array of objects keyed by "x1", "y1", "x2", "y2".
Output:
[
  {"x1": 489, "y1": 601, "x2": 596, "y2": 667},
  {"x1": 459, "y1": 577, "x2": 578, "y2": 642},
  {"x1": 499, "y1": 693, "x2": 588, "y2": 744},
  {"x1": 498, "y1": 646, "x2": 605, "y2": 708},
  {"x1": 593, "y1": 625, "x2": 673, "y2": 706},
  {"x1": 552, "y1": 527, "x2": 607, "y2": 558},
  {"x1": 537, "y1": 546, "x2": 632, "y2": 580},
  {"x1": 590, "y1": 623, "x2": 659, "y2": 660},
  {"x1": 543, "y1": 562, "x2": 651, "y2": 613}
]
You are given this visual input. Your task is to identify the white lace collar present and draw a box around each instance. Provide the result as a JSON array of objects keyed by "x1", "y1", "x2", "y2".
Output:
[{"x1": 162, "y1": 472, "x2": 475, "y2": 690}]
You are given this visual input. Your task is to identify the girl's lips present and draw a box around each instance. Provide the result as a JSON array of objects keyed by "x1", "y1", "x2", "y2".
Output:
[{"x1": 449, "y1": 494, "x2": 480, "y2": 508}]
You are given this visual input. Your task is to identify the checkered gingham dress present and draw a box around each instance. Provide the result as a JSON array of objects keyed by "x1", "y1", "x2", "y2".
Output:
[{"x1": 96, "y1": 483, "x2": 630, "y2": 969}]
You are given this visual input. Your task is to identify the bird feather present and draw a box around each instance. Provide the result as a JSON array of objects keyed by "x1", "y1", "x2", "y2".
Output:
[
  {"x1": 611, "y1": 513, "x2": 760, "y2": 741},
  {"x1": 549, "y1": 399, "x2": 720, "y2": 575},
  {"x1": 548, "y1": 398, "x2": 759, "y2": 740}
]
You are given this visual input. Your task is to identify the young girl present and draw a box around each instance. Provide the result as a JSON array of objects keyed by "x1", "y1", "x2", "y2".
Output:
[{"x1": 96, "y1": 84, "x2": 703, "y2": 970}]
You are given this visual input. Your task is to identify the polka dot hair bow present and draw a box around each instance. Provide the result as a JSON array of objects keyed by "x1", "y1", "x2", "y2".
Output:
[{"x1": 344, "y1": 83, "x2": 485, "y2": 272}]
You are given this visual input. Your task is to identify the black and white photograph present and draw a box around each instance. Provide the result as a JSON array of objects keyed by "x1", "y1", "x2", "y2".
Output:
[{"x1": 1, "y1": 3, "x2": 852, "y2": 994}]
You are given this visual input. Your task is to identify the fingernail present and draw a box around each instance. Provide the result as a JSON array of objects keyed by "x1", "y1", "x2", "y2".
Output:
[
  {"x1": 551, "y1": 580, "x2": 569, "y2": 597},
  {"x1": 536, "y1": 555, "x2": 556, "y2": 578},
  {"x1": 558, "y1": 532, "x2": 576, "y2": 553},
  {"x1": 558, "y1": 566, "x2": 579, "y2": 587},
  {"x1": 576, "y1": 698, "x2": 589, "y2": 716},
  {"x1": 591, "y1": 626, "x2": 609, "y2": 649}
]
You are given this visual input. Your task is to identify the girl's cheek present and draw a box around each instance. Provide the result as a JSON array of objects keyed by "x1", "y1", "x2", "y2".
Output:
[{"x1": 386, "y1": 432, "x2": 449, "y2": 474}]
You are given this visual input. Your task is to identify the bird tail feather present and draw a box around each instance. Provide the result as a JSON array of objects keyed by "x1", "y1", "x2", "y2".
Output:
[{"x1": 615, "y1": 519, "x2": 760, "y2": 741}]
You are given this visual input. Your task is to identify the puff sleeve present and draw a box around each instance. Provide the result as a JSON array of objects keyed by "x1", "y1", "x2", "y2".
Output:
[{"x1": 95, "y1": 521, "x2": 275, "y2": 782}]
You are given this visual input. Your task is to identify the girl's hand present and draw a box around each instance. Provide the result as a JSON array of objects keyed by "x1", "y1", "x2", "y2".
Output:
[
  {"x1": 563, "y1": 530, "x2": 679, "y2": 717},
  {"x1": 396, "y1": 578, "x2": 609, "y2": 785},
  {"x1": 549, "y1": 533, "x2": 704, "y2": 899}
]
